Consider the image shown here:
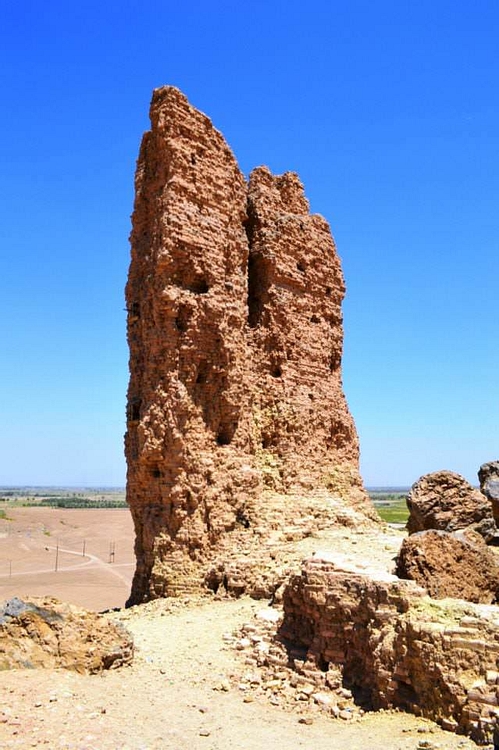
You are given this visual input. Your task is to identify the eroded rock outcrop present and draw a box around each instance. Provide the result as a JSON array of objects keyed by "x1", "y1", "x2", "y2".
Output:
[
  {"x1": 406, "y1": 470, "x2": 495, "y2": 541},
  {"x1": 396, "y1": 528, "x2": 499, "y2": 604},
  {"x1": 280, "y1": 557, "x2": 499, "y2": 744},
  {"x1": 479, "y1": 460, "x2": 499, "y2": 527},
  {"x1": 125, "y1": 86, "x2": 375, "y2": 604},
  {"x1": 0, "y1": 597, "x2": 133, "y2": 672}
]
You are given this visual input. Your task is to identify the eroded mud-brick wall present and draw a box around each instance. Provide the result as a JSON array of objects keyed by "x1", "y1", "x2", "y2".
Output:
[
  {"x1": 125, "y1": 87, "x2": 375, "y2": 604},
  {"x1": 281, "y1": 558, "x2": 499, "y2": 745}
]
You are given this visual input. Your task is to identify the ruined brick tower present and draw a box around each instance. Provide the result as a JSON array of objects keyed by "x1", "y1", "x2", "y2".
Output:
[{"x1": 125, "y1": 87, "x2": 375, "y2": 604}]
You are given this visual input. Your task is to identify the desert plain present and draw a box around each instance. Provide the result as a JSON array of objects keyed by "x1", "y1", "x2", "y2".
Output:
[{"x1": 0, "y1": 504, "x2": 134, "y2": 612}]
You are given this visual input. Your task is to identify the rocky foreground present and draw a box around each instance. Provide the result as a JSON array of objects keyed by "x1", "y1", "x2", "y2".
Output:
[{"x1": 0, "y1": 526, "x2": 488, "y2": 750}]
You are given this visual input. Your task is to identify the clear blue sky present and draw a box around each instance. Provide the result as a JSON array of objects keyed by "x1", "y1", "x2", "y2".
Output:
[{"x1": 1, "y1": 1, "x2": 497, "y2": 487}]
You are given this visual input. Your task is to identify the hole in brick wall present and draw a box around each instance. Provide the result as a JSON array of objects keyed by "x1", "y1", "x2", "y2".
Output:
[
  {"x1": 310, "y1": 315, "x2": 320, "y2": 324},
  {"x1": 236, "y1": 508, "x2": 251, "y2": 528},
  {"x1": 297, "y1": 261, "x2": 306, "y2": 273},
  {"x1": 327, "y1": 422, "x2": 349, "y2": 450},
  {"x1": 316, "y1": 655, "x2": 329, "y2": 672},
  {"x1": 330, "y1": 351, "x2": 341, "y2": 372},
  {"x1": 175, "y1": 305, "x2": 190, "y2": 332},
  {"x1": 393, "y1": 681, "x2": 419, "y2": 711},
  {"x1": 216, "y1": 424, "x2": 234, "y2": 446},
  {"x1": 151, "y1": 467, "x2": 161, "y2": 478},
  {"x1": 127, "y1": 399, "x2": 141, "y2": 422},
  {"x1": 271, "y1": 366, "x2": 282, "y2": 378},
  {"x1": 187, "y1": 278, "x2": 209, "y2": 294},
  {"x1": 208, "y1": 579, "x2": 220, "y2": 594},
  {"x1": 196, "y1": 361, "x2": 209, "y2": 384},
  {"x1": 245, "y1": 205, "x2": 272, "y2": 329},
  {"x1": 325, "y1": 286, "x2": 332, "y2": 296},
  {"x1": 127, "y1": 301, "x2": 140, "y2": 318},
  {"x1": 247, "y1": 254, "x2": 268, "y2": 328}
]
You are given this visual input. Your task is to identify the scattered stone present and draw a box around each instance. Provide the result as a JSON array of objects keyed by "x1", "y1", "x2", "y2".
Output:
[
  {"x1": 406, "y1": 471, "x2": 495, "y2": 541},
  {"x1": 236, "y1": 638, "x2": 251, "y2": 650},
  {"x1": 229, "y1": 602, "x2": 363, "y2": 724},
  {"x1": 265, "y1": 679, "x2": 282, "y2": 690},
  {"x1": 213, "y1": 679, "x2": 231, "y2": 692},
  {"x1": 256, "y1": 609, "x2": 282, "y2": 623},
  {"x1": 312, "y1": 692, "x2": 332, "y2": 706}
]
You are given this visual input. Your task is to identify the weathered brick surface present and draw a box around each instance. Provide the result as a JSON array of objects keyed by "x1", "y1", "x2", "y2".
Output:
[
  {"x1": 125, "y1": 87, "x2": 375, "y2": 604},
  {"x1": 281, "y1": 557, "x2": 499, "y2": 744}
]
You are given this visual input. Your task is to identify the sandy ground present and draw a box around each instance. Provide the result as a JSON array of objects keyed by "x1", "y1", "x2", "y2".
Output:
[
  {"x1": 0, "y1": 595, "x2": 479, "y2": 750},
  {"x1": 0, "y1": 510, "x2": 486, "y2": 749},
  {"x1": 0, "y1": 508, "x2": 135, "y2": 611}
]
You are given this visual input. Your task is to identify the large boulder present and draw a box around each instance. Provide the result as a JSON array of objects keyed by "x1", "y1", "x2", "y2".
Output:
[
  {"x1": 478, "y1": 460, "x2": 499, "y2": 526},
  {"x1": 406, "y1": 470, "x2": 495, "y2": 541},
  {"x1": 0, "y1": 596, "x2": 134, "y2": 672},
  {"x1": 395, "y1": 528, "x2": 499, "y2": 603}
]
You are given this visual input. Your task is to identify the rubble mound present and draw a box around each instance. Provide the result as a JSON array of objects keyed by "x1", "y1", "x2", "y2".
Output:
[
  {"x1": 406, "y1": 470, "x2": 495, "y2": 541},
  {"x1": 479, "y1": 460, "x2": 499, "y2": 526},
  {"x1": 0, "y1": 596, "x2": 133, "y2": 673},
  {"x1": 396, "y1": 528, "x2": 499, "y2": 603},
  {"x1": 125, "y1": 86, "x2": 376, "y2": 604},
  {"x1": 280, "y1": 557, "x2": 499, "y2": 745}
]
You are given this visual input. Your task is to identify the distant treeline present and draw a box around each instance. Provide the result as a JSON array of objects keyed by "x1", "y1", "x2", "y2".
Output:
[
  {"x1": 368, "y1": 492, "x2": 408, "y2": 504},
  {"x1": 38, "y1": 498, "x2": 128, "y2": 509}
]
